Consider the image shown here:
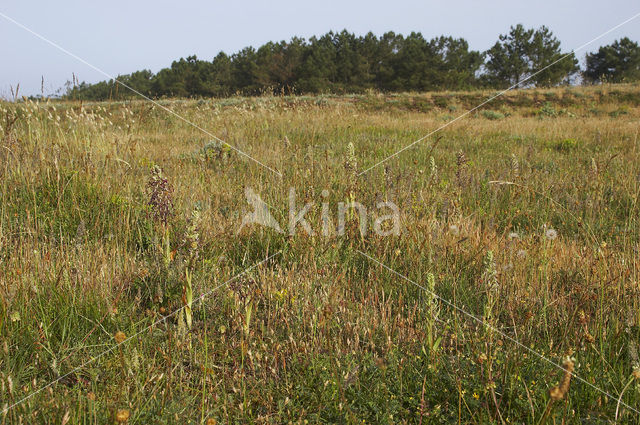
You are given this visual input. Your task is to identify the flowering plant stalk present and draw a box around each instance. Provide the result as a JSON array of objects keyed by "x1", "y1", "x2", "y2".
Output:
[
  {"x1": 147, "y1": 165, "x2": 174, "y2": 269},
  {"x1": 345, "y1": 142, "x2": 357, "y2": 222},
  {"x1": 182, "y1": 209, "x2": 201, "y2": 332},
  {"x1": 425, "y1": 273, "x2": 441, "y2": 356}
]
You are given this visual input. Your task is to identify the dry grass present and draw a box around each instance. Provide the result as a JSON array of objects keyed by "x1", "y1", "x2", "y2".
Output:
[{"x1": 1, "y1": 83, "x2": 640, "y2": 423}]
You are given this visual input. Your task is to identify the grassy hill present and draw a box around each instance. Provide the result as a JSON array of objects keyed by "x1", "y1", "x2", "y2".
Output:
[{"x1": 1, "y1": 83, "x2": 640, "y2": 423}]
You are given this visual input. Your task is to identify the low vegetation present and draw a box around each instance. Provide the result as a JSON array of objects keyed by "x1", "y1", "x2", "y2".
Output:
[{"x1": 1, "y1": 83, "x2": 640, "y2": 423}]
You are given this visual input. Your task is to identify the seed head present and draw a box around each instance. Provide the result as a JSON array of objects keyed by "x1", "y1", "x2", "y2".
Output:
[
  {"x1": 483, "y1": 251, "x2": 498, "y2": 292},
  {"x1": 429, "y1": 156, "x2": 437, "y2": 181},
  {"x1": 147, "y1": 165, "x2": 174, "y2": 226},
  {"x1": 114, "y1": 331, "x2": 126, "y2": 344},
  {"x1": 550, "y1": 357, "x2": 574, "y2": 401},
  {"x1": 344, "y1": 142, "x2": 357, "y2": 175},
  {"x1": 590, "y1": 157, "x2": 598, "y2": 175},
  {"x1": 183, "y1": 208, "x2": 201, "y2": 264},
  {"x1": 510, "y1": 154, "x2": 519, "y2": 175},
  {"x1": 545, "y1": 228, "x2": 558, "y2": 241}
]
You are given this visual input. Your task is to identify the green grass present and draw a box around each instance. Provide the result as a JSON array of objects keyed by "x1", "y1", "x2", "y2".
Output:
[{"x1": 1, "y1": 84, "x2": 640, "y2": 423}]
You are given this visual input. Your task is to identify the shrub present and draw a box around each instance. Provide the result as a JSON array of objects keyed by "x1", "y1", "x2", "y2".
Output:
[
  {"x1": 481, "y1": 110, "x2": 505, "y2": 120},
  {"x1": 548, "y1": 138, "x2": 579, "y2": 152},
  {"x1": 538, "y1": 102, "x2": 558, "y2": 117}
]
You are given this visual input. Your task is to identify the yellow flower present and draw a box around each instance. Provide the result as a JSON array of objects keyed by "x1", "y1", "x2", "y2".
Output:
[
  {"x1": 472, "y1": 392, "x2": 479, "y2": 399},
  {"x1": 114, "y1": 331, "x2": 126, "y2": 344},
  {"x1": 115, "y1": 409, "x2": 130, "y2": 422}
]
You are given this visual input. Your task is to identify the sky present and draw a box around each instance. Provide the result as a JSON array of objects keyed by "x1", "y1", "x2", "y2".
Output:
[{"x1": 1, "y1": 0, "x2": 639, "y2": 98}]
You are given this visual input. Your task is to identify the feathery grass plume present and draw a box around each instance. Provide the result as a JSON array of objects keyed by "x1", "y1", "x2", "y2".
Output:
[{"x1": 510, "y1": 154, "x2": 519, "y2": 176}]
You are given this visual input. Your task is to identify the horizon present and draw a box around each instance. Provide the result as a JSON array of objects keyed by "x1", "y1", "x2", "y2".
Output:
[{"x1": 1, "y1": 0, "x2": 640, "y2": 97}]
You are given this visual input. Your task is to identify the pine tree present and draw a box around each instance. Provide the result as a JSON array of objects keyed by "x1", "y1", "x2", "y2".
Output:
[
  {"x1": 485, "y1": 24, "x2": 578, "y2": 88},
  {"x1": 584, "y1": 37, "x2": 640, "y2": 83}
]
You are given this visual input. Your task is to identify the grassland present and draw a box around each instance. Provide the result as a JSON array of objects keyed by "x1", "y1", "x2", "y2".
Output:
[{"x1": 1, "y1": 84, "x2": 640, "y2": 424}]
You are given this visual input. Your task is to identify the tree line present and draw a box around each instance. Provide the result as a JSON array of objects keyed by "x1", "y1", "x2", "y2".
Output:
[{"x1": 65, "y1": 25, "x2": 640, "y2": 100}]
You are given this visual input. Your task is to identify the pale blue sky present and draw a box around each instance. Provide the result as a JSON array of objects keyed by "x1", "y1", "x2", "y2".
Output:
[{"x1": 1, "y1": 0, "x2": 639, "y2": 97}]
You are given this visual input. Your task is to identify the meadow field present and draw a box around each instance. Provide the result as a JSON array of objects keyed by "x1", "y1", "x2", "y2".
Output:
[{"x1": 1, "y1": 84, "x2": 640, "y2": 423}]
